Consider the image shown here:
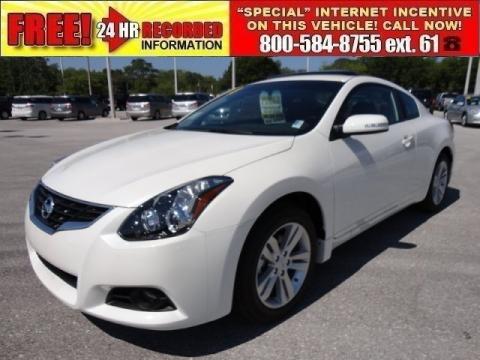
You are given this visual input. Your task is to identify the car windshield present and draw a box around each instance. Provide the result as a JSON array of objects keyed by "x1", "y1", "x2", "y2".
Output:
[
  {"x1": 174, "y1": 94, "x2": 197, "y2": 101},
  {"x1": 443, "y1": 93, "x2": 456, "y2": 99},
  {"x1": 175, "y1": 81, "x2": 343, "y2": 136}
]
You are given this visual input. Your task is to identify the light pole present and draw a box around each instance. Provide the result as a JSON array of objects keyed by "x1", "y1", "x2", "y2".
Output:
[
  {"x1": 474, "y1": 57, "x2": 480, "y2": 95},
  {"x1": 306, "y1": 57, "x2": 310, "y2": 72},
  {"x1": 231, "y1": 57, "x2": 236, "y2": 89},
  {"x1": 464, "y1": 57, "x2": 473, "y2": 95},
  {"x1": 173, "y1": 57, "x2": 178, "y2": 94},
  {"x1": 105, "y1": 57, "x2": 116, "y2": 119},
  {"x1": 86, "y1": 57, "x2": 92, "y2": 96},
  {"x1": 59, "y1": 57, "x2": 65, "y2": 95}
]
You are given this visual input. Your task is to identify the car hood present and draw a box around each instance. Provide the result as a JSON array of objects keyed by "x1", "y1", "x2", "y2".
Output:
[{"x1": 42, "y1": 129, "x2": 293, "y2": 207}]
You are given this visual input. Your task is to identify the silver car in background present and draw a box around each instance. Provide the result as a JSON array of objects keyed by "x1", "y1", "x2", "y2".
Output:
[
  {"x1": 172, "y1": 92, "x2": 210, "y2": 119},
  {"x1": 435, "y1": 92, "x2": 457, "y2": 111},
  {"x1": 126, "y1": 94, "x2": 172, "y2": 121},
  {"x1": 446, "y1": 95, "x2": 480, "y2": 126},
  {"x1": 11, "y1": 96, "x2": 53, "y2": 120},
  {"x1": 51, "y1": 96, "x2": 109, "y2": 120}
]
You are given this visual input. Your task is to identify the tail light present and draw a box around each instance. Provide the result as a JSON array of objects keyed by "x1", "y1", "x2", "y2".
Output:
[{"x1": 188, "y1": 101, "x2": 198, "y2": 108}]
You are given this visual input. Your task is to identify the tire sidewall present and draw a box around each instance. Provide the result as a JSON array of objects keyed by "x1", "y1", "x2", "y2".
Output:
[
  {"x1": 235, "y1": 207, "x2": 317, "y2": 322},
  {"x1": 423, "y1": 155, "x2": 451, "y2": 211}
]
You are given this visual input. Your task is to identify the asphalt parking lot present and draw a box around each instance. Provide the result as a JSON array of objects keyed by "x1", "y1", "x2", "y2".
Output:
[{"x1": 1, "y1": 114, "x2": 479, "y2": 359}]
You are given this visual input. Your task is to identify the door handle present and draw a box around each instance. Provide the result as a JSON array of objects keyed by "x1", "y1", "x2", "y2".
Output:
[{"x1": 402, "y1": 135, "x2": 414, "y2": 148}]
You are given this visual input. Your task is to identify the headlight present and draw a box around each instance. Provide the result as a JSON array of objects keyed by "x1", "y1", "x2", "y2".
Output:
[{"x1": 118, "y1": 176, "x2": 233, "y2": 241}]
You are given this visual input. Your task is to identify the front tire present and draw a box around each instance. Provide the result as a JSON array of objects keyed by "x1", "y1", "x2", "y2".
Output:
[
  {"x1": 234, "y1": 206, "x2": 316, "y2": 323},
  {"x1": 77, "y1": 111, "x2": 86, "y2": 120},
  {"x1": 461, "y1": 113, "x2": 468, "y2": 127},
  {"x1": 420, "y1": 154, "x2": 451, "y2": 212},
  {"x1": 131, "y1": 117, "x2": 138, "y2": 121},
  {"x1": 38, "y1": 111, "x2": 47, "y2": 120},
  {"x1": 0, "y1": 110, "x2": 9, "y2": 119}
]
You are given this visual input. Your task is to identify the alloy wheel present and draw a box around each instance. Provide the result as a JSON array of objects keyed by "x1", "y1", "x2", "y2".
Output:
[
  {"x1": 255, "y1": 222, "x2": 311, "y2": 309},
  {"x1": 432, "y1": 161, "x2": 448, "y2": 205}
]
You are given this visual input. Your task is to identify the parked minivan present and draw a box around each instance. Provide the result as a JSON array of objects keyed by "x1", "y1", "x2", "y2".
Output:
[
  {"x1": 126, "y1": 94, "x2": 172, "y2": 121},
  {"x1": 11, "y1": 96, "x2": 53, "y2": 120},
  {"x1": 0, "y1": 96, "x2": 12, "y2": 119},
  {"x1": 51, "y1": 95, "x2": 109, "y2": 120},
  {"x1": 172, "y1": 92, "x2": 211, "y2": 118}
]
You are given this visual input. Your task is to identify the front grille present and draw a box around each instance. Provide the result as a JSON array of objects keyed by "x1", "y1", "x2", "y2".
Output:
[
  {"x1": 33, "y1": 184, "x2": 109, "y2": 232},
  {"x1": 38, "y1": 254, "x2": 78, "y2": 288}
]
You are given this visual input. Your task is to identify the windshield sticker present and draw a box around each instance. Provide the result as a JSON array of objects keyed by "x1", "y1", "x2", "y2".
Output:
[
  {"x1": 259, "y1": 90, "x2": 285, "y2": 124},
  {"x1": 292, "y1": 120, "x2": 304, "y2": 129}
]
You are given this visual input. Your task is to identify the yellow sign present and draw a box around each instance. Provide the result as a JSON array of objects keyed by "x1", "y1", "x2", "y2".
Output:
[{"x1": 0, "y1": 1, "x2": 230, "y2": 56}]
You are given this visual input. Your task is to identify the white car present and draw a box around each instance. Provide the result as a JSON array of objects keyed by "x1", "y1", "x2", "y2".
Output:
[{"x1": 25, "y1": 73, "x2": 454, "y2": 330}]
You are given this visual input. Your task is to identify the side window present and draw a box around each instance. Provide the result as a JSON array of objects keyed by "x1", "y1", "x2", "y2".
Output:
[
  {"x1": 453, "y1": 95, "x2": 464, "y2": 104},
  {"x1": 335, "y1": 84, "x2": 400, "y2": 126},
  {"x1": 397, "y1": 92, "x2": 419, "y2": 121}
]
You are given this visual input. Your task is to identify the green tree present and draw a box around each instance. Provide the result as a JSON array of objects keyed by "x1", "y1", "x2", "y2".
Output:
[
  {"x1": 0, "y1": 58, "x2": 60, "y2": 95},
  {"x1": 219, "y1": 57, "x2": 281, "y2": 90},
  {"x1": 124, "y1": 59, "x2": 157, "y2": 93}
]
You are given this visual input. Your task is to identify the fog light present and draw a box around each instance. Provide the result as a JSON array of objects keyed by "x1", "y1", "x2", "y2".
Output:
[{"x1": 106, "y1": 287, "x2": 176, "y2": 312}]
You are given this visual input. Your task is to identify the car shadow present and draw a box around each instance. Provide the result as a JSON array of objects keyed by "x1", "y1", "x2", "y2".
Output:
[{"x1": 86, "y1": 187, "x2": 460, "y2": 357}]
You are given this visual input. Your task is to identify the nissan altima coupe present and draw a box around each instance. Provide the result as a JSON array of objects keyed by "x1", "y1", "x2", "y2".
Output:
[{"x1": 26, "y1": 73, "x2": 454, "y2": 330}]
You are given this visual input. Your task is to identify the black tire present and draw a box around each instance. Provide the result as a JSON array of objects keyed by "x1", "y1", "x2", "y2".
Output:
[
  {"x1": 21, "y1": 117, "x2": 28, "y2": 121},
  {"x1": 154, "y1": 110, "x2": 161, "y2": 120},
  {"x1": 461, "y1": 113, "x2": 468, "y2": 127},
  {"x1": 419, "y1": 154, "x2": 451, "y2": 212},
  {"x1": 102, "y1": 109, "x2": 109, "y2": 117},
  {"x1": 234, "y1": 206, "x2": 316, "y2": 323},
  {"x1": 0, "y1": 110, "x2": 9, "y2": 119},
  {"x1": 38, "y1": 111, "x2": 47, "y2": 120},
  {"x1": 77, "y1": 111, "x2": 86, "y2": 120},
  {"x1": 57, "y1": 117, "x2": 65, "y2": 121},
  {"x1": 131, "y1": 117, "x2": 138, "y2": 121}
]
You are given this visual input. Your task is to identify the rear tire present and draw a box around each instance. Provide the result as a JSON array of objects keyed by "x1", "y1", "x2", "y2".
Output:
[
  {"x1": 0, "y1": 110, "x2": 9, "y2": 119},
  {"x1": 154, "y1": 110, "x2": 161, "y2": 120},
  {"x1": 234, "y1": 206, "x2": 316, "y2": 323},
  {"x1": 419, "y1": 154, "x2": 451, "y2": 212},
  {"x1": 102, "y1": 109, "x2": 109, "y2": 117},
  {"x1": 57, "y1": 118, "x2": 65, "y2": 121},
  {"x1": 77, "y1": 111, "x2": 86, "y2": 120},
  {"x1": 38, "y1": 111, "x2": 47, "y2": 120},
  {"x1": 131, "y1": 117, "x2": 138, "y2": 121}
]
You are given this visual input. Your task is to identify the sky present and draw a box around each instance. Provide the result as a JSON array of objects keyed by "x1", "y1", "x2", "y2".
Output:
[{"x1": 47, "y1": 57, "x2": 338, "y2": 78}]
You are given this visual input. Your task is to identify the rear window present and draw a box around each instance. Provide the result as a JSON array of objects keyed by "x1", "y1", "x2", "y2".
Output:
[
  {"x1": 53, "y1": 97, "x2": 72, "y2": 103},
  {"x1": 174, "y1": 94, "x2": 197, "y2": 101},
  {"x1": 13, "y1": 98, "x2": 32, "y2": 104},
  {"x1": 443, "y1": 93, "x2": 456, "y2": 99},
  {"x1": 128, "y1": 96, "x2": 150, "y2": 102}
]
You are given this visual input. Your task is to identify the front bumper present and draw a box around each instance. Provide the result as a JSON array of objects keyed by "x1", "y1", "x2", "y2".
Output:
[{"x1": 25, "y1": 199, "x2": 250, "y2": 330}]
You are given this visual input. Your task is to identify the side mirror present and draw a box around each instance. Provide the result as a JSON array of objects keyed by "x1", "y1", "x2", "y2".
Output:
[{"x1": 342, "y1": 114, "x2": 389, "y2": 135}]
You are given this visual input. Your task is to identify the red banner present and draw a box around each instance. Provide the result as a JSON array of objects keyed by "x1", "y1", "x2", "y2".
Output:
[{"x1": 230, "y1": 0, "x2": 479, "y2": 56}]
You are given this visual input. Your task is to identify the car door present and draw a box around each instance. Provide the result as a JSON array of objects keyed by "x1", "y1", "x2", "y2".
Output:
[
  {"x1": 329, "y1": 84, "x2": 417, "y2": 240},
  {"x1": 449, "y1": 96, "x2": 464, "y2": 121}
]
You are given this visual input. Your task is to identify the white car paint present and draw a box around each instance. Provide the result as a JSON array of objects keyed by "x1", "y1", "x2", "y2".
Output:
[{"x1": 25, "y1": 74, "x2": 454, "y2": 330}]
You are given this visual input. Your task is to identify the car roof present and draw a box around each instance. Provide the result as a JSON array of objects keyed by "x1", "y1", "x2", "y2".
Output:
[{"x1": 258, "y1": 71, "x2": 361, "y2": 84}]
